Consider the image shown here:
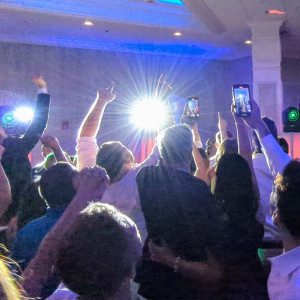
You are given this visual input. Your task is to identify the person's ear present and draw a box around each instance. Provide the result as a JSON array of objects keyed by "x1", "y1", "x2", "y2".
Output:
[{"x1": 272, "y1": 208, "x2": 280, "y2": 226}]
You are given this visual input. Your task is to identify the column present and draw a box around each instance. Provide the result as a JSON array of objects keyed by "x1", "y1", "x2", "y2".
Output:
[{"x1": 248, "y1": 16, "x2": 285, "y2": 132}]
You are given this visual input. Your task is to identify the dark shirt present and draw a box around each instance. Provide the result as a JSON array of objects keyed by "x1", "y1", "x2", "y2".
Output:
[
  {"x1": 2, "y1": 93, "x2": 50, "y2": 219},
  {"x1": 135, "y1": 164, "x2": 224, "y2": 300},
  {"x1": 10, "y1": 207, "x2": 64, "y2": 271}
]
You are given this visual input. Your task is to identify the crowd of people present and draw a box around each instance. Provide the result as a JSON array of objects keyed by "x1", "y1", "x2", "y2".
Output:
[{"x1": 0, "y1": 75, "x2": 298, "y2": 300}]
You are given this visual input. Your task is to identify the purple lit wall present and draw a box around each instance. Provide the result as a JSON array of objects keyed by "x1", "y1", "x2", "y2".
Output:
[
  {"x1": 0, "y1": 42, "x2": 233, "y2": 165},
  {"x1": 0, "y1": 42, "x2": 299, "y2": 164}
]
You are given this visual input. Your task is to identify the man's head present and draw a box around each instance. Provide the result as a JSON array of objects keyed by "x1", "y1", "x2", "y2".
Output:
[
  {"x1": 96, "y1": 142, "x2": 134, "y2": 183},
  {"x1": 55, "y1": 202, "x2": 141, "y2": 299},
  {"x1": 252, "y1": 116, "x2": 278, "y2": 152},
  {"x1": 39, "y1": 162, "x2": 77, "y2": 208},
  {"x1": 157, "y1": 124, "x2": 193, "y2": 168},
  {"x1": 272, "y1": 160, "x2": 300, "y2": 240},
  {"x1": 278, "y1": 136, "x2": 289, "y2": 154},
  {"x1": 206, "y1": 137, "x2": 217, "y2": 157}
]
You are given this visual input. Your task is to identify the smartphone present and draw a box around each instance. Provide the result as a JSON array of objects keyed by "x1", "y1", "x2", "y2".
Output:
[
  {"x1": 187, "y1": 97, "x2": 200, "y2": 118},
  {"x1": 232, "y1": 85, "x2": 251, "y2": 117}
]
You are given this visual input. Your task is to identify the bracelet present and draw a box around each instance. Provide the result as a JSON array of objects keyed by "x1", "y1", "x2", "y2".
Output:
[{"x1": 174, "y1": 256, "x2": 181, "y2": 273}]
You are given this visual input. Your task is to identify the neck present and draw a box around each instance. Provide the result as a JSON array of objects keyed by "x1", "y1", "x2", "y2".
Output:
[
  {"x1": 282, "y1": 232, "x2": 300, "y2": 253},
  {"x1": 161, "y1": 160, "x2": 189, "y2": 171}
]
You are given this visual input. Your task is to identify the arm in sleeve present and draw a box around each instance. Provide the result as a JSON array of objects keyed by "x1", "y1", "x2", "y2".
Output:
[
  {"x1": 260, "y1": 134, "x2": 291, "y2": 177},
  {"x1": 20, "y1": 93, "x2": 50, "y2": 155},
  {"x1": 134, "y1": 145, "x2": 160, "y2": 174},
  {"x1": 76, "y1": 136, "x2": 99, "y2": 171}
]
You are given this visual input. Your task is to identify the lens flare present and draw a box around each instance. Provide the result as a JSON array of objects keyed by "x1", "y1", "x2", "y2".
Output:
[
  {"x1": 131, "y1": 98, "x2": 167, "y2": 131},
  {"x1": 15, "y1": 107, "x2": 34, "y2": 122}
]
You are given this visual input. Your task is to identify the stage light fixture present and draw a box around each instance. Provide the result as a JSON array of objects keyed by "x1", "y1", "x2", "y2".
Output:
[
  {"x1": 15, "y1": 107, "x2": 34, "y2": 122},
  {"x1": 1, "y1": 111, "x2": 16, "y2": 128},
  {"x1": 131, "y1": 98, "x2": 167, "y2": 131},
  {"x1": 282, "y1": 106, "x2": 300, "y2": 132}
]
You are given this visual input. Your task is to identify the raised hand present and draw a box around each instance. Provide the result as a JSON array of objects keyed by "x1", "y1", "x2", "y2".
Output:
[
  {"x1": 218, "y1": 112, "x2": 227, "y2": 131},
  {"x1": 40, "y1": 135, "x2": 60, "y2": 150},
  {"x1": 97, "y1": 81, "x2": 116, "y2": 104},
  {"x1": 32, "y1": 76, "x2": 47, "y2": 89},
  {"x1": 76, "y1": 166, "x2": 109, "y2": 199},
  {"x1": 155, "y1": 74, "x2": 172, "y2": 100},
  {"x1": 241, "y1": 98, "x2": 262, "y2": 129}
]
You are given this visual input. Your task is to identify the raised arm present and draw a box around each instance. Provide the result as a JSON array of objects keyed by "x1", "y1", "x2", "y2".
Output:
[
  {"x1": 22, "y1": 166, "x2": 109, "y2": 298},
  {"x1": 76, "y1": 83, "x2": 116, "y2": 171},
  {"x1": 78, "y1": 82, "x2": 116, "y2": 138},
  {"x1": 191, "y1": 123, "x2": 210, "y2": 185},
  {"x1": 218, "y1": 112, "x2": 228, "y2": 142},
  {"x1": 232, "y1": 107, "x2": 260, "y2": 204},
  {"x1": 40, "y1": 135, "x2": 68, "y2": 163},
  {"x1": 21, "y1": 76, "x2": 50, "y2": 155},
  {"x1": 242, "y1": 99, "x2": 291, "y2": 176},
  {"x1": 0, "y1": 145, "x2": 11, "y2": 217}
]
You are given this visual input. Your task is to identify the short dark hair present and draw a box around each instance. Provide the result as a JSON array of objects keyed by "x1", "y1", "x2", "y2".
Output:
[
  {"x1": 39, "y1": 162, "x2": 77, "y2": 208},
  {"x1": 252, "y1": 117, "x2": 278, "y2": 152},
  {"x1": 96, "y1": 142, "x2": 133, "y2": 182},
  {"x1": 278, "y1": 136, "x2": 289, "y2": 154},
  {"x1": 274, "y1": 160, "x2": 300, "y2": 239},
  {"x1": 158, "y1": 124, "x2": 193, "y2": 165},
  {"x1": 55, "y1": 203, "x2": 141, "y2": 299}
]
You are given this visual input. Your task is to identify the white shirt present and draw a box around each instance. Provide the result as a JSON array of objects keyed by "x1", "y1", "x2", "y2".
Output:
[
  {"x1": 268, "y1": 246, "x2": 300, "y2": 300},
  {"x1": 260, "y1": 134, "x2": 291, "y2": 178},
  {"x1": 76, "y1": 136, "x2": 160, "y2": 243}
]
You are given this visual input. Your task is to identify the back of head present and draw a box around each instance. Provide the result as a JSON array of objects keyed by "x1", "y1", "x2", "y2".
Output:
[
  {"x1": 39, "y1": 162, "x2": 77, "y2": 208},
  {"x1": 55, "y1": 203, "x2": 140, "y2": 299},
  {"x1": 217, "y1": 138, "x2": 238, "y2": 161},
  {"x1": 252, "y1": 116, "x2": 278, "y2": 152},
  {"x1": 278, "y1": 136, "x2": 289, "y2": 154},
  {"x1": 215, "y1": 153, "x2": 257, "y2": 217},
  {"x1": 96, "y1": 141, "x2": 133, "y2": 182},
  {"x1": 274, "y1": 160, "x2": 300, "y2": 239},
  {"x1": 157, "y1": 124, "x2": 193, "y2": 166}
]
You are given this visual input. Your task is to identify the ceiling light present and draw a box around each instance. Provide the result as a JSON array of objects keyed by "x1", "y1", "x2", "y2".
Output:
[
  {"x1": 84, "y1": 21, "x2": 94, "y2": 26},
  {"x1": 266, "y1": 10, "x2": 286, "y2": 15},
  {"x1": 244, "y1": 40, "x2": 252, "y2": 45},
  {"x1": 174, "y1": 32, "x2": 182, "y2": 36}
]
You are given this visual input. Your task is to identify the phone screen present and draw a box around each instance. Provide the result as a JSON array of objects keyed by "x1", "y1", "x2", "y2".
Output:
[
  {"x1": 187, "y1": 98, "x2": 199, "y2": 118},
  {"x1": 233, "y1": 85, "x2": 251, "y2": 116}
]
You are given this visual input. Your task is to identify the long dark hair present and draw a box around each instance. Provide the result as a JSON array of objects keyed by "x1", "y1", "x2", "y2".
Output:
[{"x1": 215, "y1": 153, "x2": 257, "y2": 219}]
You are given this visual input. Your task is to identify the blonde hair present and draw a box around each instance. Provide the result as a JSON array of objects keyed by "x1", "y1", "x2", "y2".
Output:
[{"x1": 0, "y1": 255, "x2": 23, "y2": 300}]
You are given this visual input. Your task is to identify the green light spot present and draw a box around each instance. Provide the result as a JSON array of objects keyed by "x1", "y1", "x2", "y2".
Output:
[{"x1": 288, "y1": 109, "x2": 299, "y2": 122}]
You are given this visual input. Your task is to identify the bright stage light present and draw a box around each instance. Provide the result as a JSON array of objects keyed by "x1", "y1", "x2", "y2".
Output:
[
  {"x1": 131, "y1": 99, "x2": 167, "y2": 130},
  {"x1": 15, "y1": 107, "x2": 34, "y2": 122}
]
